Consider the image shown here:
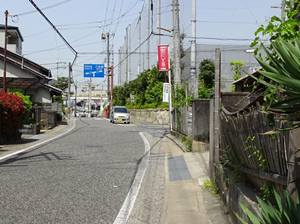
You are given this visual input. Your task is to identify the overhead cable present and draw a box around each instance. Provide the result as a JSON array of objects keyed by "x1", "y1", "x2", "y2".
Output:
[{"x1": 15, "y1": 0, "x2": 73, "y2": 17}]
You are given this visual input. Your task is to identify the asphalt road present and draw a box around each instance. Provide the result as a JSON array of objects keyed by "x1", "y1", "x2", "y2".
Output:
[{"x1": 0, "y1": 118, "x2": 145, "y2": 224}]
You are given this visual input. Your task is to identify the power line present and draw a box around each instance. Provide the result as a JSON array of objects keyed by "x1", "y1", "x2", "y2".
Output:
[
  {"x1": 109, "y1": 0, "x2": 118, "y2": 33},
  {"x1": 112, "y1": 0, "x2": 125, "y2": 34},
  {"x1": 186, "y1": 36, "x2": 267, "y2": 41},
  {"x1": 113, "y1": 0, "x2": 142, "y2": 35},
  {"x1": 155, "y1": 32, "x2": 266, "y2": 42},
  {"x1": 114, "y1": 33, "x2": 152, "y2": 69},
  {"x1": 103, "y1": 0, "x2": 111, "y2": 33},
  {"x1": 14, "y1": 0, "x2": 73, "y2": 17},
  {"x1": 29, "y1": 0, "x2": 77, "y2": 56},
  {"x1": 196, "y1": 20, "x2": 258, "y2": 25}
]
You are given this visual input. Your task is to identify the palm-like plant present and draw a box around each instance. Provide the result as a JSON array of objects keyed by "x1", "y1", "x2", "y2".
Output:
[
  {"x1": 254, "y1": 37, "x2": 300, "y2": 113},
  {"x1": 238, "y1": 189, "x2": 300, "y2": 224}
]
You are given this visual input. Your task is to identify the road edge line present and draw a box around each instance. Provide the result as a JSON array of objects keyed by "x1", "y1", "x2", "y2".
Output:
[
  {"x1": 0, "y1": 118, "x2": 76, "y2": 163},
  {"x1": 113, "y1": 132, "x2": 150, "y2": 224}
]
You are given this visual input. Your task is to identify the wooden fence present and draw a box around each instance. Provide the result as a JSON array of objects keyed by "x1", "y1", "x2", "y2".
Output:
[{"x1": 220, "y1": 109, "x2": 291, "y2": 187}]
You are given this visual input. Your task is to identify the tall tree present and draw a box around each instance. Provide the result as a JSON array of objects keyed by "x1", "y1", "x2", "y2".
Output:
[
  {"x1": 198, "y1": 59, "x2": 215, "y2": 98},
  {"x1": 52, "y1": 77, "x2": 68, "y2": 91}
]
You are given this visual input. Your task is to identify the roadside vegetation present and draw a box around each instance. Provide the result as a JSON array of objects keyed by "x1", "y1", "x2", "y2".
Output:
[
  {"x1": 235, "y1": 1, "x2": 300, "y2": 223},
  {"x1": 198, "y1": 59, "x2": 215, "y2": 98},
  {"x1": 113, "y1": 67, "x2": 169, "y2": 109},
  {"x1": 0, "y1": 91, "x2": 26, "y2": 142}
]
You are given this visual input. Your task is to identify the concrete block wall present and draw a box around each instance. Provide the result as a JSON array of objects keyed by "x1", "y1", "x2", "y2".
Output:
[{"x1": 129, "y1": 109, "x2": 169, "y2": 125}]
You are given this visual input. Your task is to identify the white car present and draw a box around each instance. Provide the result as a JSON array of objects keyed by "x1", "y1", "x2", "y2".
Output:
[{"x1": 110, "y1": 106, "x2": 130, "y2": 124}]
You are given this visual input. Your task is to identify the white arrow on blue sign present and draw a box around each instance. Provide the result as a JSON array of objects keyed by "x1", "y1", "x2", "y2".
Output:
[{"x1": 83, "y1": 64, "x2": 105, "y2": 78}]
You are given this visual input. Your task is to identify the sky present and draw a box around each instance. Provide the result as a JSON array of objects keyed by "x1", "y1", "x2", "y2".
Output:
[{"x1": 1, "y1": 0, "x2": 281, "y2": 89}]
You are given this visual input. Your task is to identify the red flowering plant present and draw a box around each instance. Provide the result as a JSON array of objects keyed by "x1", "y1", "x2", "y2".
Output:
[
  {"x1": 0, "y1": 91, "x2": 25, "y2": 143},
  {"x1": 0, "y1": 91, "x2": 24, "y2": 114}
]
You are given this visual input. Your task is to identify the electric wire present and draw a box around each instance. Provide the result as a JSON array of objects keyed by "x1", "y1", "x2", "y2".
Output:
[
  {"x1": 14, "y1": 0, "x2": 73, "y2": 17},
  {"x1": 114, "y1": 33, "x2": 152, "y2": 69},
  {"x1": 109, "y1": 0, "x2": 118, "y2": 33},
  {"x1": 112, "y1": 0, "x2": 125, "y2": 34},
  {"x1": 103, "y1": 0, "x2": 111, "y2": 33}
]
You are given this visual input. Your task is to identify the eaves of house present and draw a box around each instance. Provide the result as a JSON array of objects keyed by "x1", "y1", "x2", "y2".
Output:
[{"x1": 0, "y1": 47, "x2": 53, "y2": 90}]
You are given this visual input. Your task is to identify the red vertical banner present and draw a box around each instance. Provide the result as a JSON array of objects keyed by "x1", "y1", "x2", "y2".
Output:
[{"x1": 158, "y1": 45, "x2": 169, "y2": 72}]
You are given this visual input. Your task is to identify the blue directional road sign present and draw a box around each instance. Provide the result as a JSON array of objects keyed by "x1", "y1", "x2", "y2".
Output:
[{"x1": 83, "y1": 64, "x2": 105, "y2": 78}]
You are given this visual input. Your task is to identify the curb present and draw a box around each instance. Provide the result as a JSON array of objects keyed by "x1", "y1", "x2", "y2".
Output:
[
  {"x1": 166, "y1": 134, "x2": 188, "y2": 152},
  {"x1": 0, "y1": 118, "x2": 76, "y2": 163}
]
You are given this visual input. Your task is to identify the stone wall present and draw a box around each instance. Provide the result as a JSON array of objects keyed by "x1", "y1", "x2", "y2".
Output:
[
  {"x1": 192, "y1": 99, "x2": 210, "y2": 142},
  {"x1": 130, "y1": 109, "x2": 169, "y2": 125}
]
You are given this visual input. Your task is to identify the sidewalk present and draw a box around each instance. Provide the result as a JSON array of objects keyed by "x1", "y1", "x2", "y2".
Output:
[
  {"x1": 0, "y1": 119, "x2": 75, "y2": 159},
  {"x1": 128, "y1": 133, "x2": 231, "y2": 224}
]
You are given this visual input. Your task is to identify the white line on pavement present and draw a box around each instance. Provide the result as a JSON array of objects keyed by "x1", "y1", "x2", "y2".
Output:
[
  {"x1": 0, "y1": 119, "x2": 76, "y2": 163},
  {"x1": 113, "y1": 132, "x2": 150, "y2": 224}
]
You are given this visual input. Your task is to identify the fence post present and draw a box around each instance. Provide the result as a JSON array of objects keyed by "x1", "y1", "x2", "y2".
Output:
[
  {"x1": 209, "y1": 99, "x2": 215, "y2": 179},
  {"x1": 213, "y1": 48, "x2": 221, "y2": 178},
  {"x1": 288, "y1": 128, "x2": 300, "y2": 200}
]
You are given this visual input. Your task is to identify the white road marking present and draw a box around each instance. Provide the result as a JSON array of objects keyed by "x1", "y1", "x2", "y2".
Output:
[
  {"x1": 0, "y1": 119, "x2": 76, "y2": 163},
  {"x1": 113, "y1": 132, "x2": 150, "y2": 224},
  {"x1": 115, "y1": 123, "x2": 136, "y2": 127}
]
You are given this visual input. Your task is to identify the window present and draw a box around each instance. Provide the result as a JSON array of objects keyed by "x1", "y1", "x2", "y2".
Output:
[{"x1": 114, "y1": 107, "x2": 127, "y2": 113}]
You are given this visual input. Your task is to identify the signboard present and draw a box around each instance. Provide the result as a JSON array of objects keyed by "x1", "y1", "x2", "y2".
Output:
[
  {"x1": 84, "y1": 64, "x2": 105, "y2": 78},
  {"x1": 158, "y1": 45, "x2": 169, "y2": 72},
  {"x1": 163, "y1": 83, "x2": 169, "y2": 103}
]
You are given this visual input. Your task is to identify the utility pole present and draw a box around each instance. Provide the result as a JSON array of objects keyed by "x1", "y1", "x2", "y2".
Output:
[
  {"x1": 106, "y1": 33, "x2": 110, "y2": 106},
  {"x1": 118, "y1": 48, "x2": 121, "y2": 85},
  {"x1": 88, "y1": 78, "x2": 92, "y2": 117},
  {"x1": 168, "y1": 47, "x2": 173, "y2": 131},
  {"x1": 127, "y1": 25, "x2": 131, "y2": 82},
  {"x1": 147, "y1": 0, "x2": 151, "y2": 69},
  {"x1": 29, "y1": 0, "x2": 78, "y2": 118},
  {"x1": 74, "y1": 82, "x2": 77, "y2": 117},
  {"x1": 157, "y1": 0, "x2": 161, "y2": 45},
  {"x1": 125, "y1": 27, "x2": 129, "y2": 82},
  {"x1": 3, "y1": 10, "x2": 8, "y2": 92},
  {"x1": 213, "y1": 48, "x2": 221, "y2": 178},
  {"x1": 190, "y1": 0, "x2": 197, "y2": 97},
  {"x1": 110, "y1": 66, "x2": 114, "y2": 107},
  {"x1": 271, "y1": 0, "x2": 286, "y2": 21},
  {"x1": 101, "y1": 32, "x2": 110, "y2": 107},
  {"x1": 68, "y1": 62, "x2": 71, "y2": 117},
  {"x1": 172, "y1": 0, "x2": 181, "y2": 84},
  {"x1": 281, "y1": 0, "x2": 286, "y2": 21},
  {"x1": 138, "y1": 12, "x2": 142, "y2": 74},
  {"x1": 111, "y1": 42, "x2": 114, "y2": 107}
]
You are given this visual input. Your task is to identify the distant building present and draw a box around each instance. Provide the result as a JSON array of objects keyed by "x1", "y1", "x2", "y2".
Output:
[{"x1": 181, "y1": 44, "x2": 260, "y2": 92}]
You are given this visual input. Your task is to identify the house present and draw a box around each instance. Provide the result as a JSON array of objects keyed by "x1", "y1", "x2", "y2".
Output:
[
  {"x1": 0, "y1": 24, "x2": 23, "y2": 55},
  {"x1": 0, "y1": 25, "x2": 63, "y2": 130}
]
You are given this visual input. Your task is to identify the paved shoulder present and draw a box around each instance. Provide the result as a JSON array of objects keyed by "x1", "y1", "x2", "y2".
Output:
[
  {"x1": 127, "y1": 132, "x2": 230, "y2": 224},
  {"x1": 127, "y1": 133, "x2": 166, "y2": 224}
]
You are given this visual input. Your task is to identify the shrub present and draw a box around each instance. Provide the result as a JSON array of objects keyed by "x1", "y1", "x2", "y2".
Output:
[
  {"x1": 0, "y1": 91, "x2": 25, "y2": 142},
  {"x1": 238, "y1": 188, "x2": 300, "y2": 224},
  {"x1": 0, "y1": 91, "x2": 24, "y2": 114},
  {"x1": 198, "y1": 59, "x2": 215, "y2": 98}
]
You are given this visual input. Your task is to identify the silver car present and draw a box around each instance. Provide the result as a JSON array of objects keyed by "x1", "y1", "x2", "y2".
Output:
[{"x1": 110, "y1": 106, "x2": 130, "y2": 124}]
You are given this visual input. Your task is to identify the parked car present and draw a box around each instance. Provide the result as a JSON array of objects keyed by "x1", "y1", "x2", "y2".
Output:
[
  {"x1": 76, "y1": 111, "x2": 87, "y2": 117},
  {"x1": 110, "y1": 106, "x2": 130, "y2": 124},
  {"x1": 76, "y1": 107, "x2": 87, "y2": 117},
  {"x1": 91, "y1": 109, "x2": 99, "y2": 117}
]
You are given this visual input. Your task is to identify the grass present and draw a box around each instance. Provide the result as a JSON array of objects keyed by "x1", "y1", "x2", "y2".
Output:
[
  {"x1": 181, "y1": 136, "x2": 192, "y2": 152},
  {"x1": 202, "y1": 179, "x2": 219, "y2": 195}
]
